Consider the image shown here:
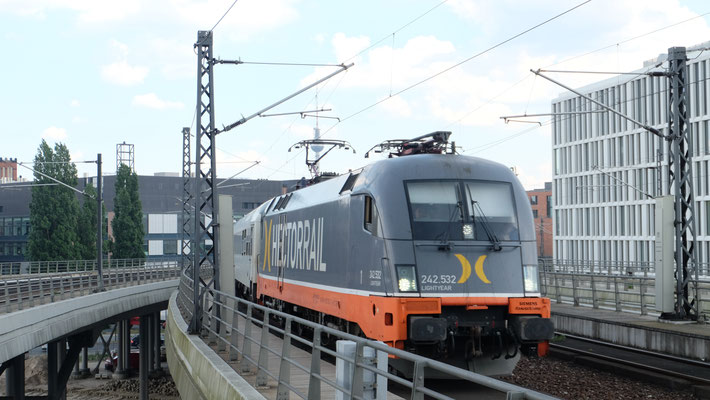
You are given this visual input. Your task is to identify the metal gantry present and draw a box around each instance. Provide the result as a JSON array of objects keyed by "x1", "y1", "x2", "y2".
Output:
[
  {"x1": 181, "y1": 127, "x2": 192, "y2": 272},
  {"x1": 190, "y1": 30, "x2": 219, "y2": 334},
  {"x1": 184, "y1": 30, "x2": 352, "y2": 334},
  {"x1": 666, "y1": 47, "x2": 699, "y2": 319},
  {"x1": 116, "y1": 142, "x2": 135, "y2": 173}
]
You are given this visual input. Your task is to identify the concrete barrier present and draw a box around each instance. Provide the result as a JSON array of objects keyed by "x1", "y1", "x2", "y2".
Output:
[
  {"x1": 552, "y1": 312, "x2": 710, "y2": 361},
  {"x1": 0, "y1": 279, "x2": 178, "y2": 363},
  {"x1": 166, "y1": 292, "x2": 265, "y2": 400}
]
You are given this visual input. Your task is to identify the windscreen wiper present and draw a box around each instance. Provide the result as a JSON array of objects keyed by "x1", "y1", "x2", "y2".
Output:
[{"x1": 470, "y1": 198, "x2": 502, "y2": 252}]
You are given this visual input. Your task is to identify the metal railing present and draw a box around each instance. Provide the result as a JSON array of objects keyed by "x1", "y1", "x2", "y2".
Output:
[
  {"x1": 0, "y1": 257, "x2": 181, "y2": 275},
  {"x1": 539, "y1": 259, "x2": 710, "y2": 317},
  {"x1": 176, "y1": 272, "x2": 556, "y2": 400},
  {"x1": 0, "y1": 258, "x2": 181, "y2": 314},
  {"x1": 542, "y1": 258, "x2": 710, "y2": 278}
]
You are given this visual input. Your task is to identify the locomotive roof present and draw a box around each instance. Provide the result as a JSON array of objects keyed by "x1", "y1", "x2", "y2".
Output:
[{"x1": 261, "y1": 153, "x2": 520, "y2": 216}]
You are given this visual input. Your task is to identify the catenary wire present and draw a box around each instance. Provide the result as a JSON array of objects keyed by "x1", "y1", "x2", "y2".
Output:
[
  {"x1": 544, "y1": 11, "x2": 710, "y2": 69},
  {"x1": 265, "y1": 0, "x2": 592, "y2": 179},
  {"x1": 261, "y1": 0, "x2": 595, "y2": 180},
  {"x1": 243, "y1": 3, "x2": 707, "y2": 180},
  {"x1": 341, "y1": 0, "x2": 450, "y2": 64},
  {"x1": 211, "y1": 0, "x2": 239, "y2": 32},
  {"x1": 327, "y1": 0, "x2": 592, "y2": 132}
]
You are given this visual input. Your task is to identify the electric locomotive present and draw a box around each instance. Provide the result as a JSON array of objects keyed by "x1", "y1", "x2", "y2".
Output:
[{"x1": 233, "y1": 132, "x2": 554, "y2": 376}]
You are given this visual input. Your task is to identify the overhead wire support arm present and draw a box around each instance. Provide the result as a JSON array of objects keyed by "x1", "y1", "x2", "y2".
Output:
[
  {"x1": 214, "y1": 58, "x2": 346, "y2": 68},
  {"x1": 531, "y1": 69, "x2": 665, "y2": 139},
  {"x1": 259, "y1": 108, "x2": 332, "y2": 118},
  {"x1": 592, "y1": 165, "x2": 653, "y2": 200},
  {"x1": 500, "y1": 111, "x2": 603, "y2": 125},
  {"x1": 215, "y1": 161, "x2": 261, "y2": 188},
  {"x1": 537, "y1": 68, "x2": 662, "y2": 76},
  {"x1": 301, "y1": 114, "x2": 340, "y2": 121},
  {"x1": 217, "y1": 62, "x2": 354, "y2": 135},
  {"x1": 17, "y1": 163, "x2": 92, "y2": 198}
]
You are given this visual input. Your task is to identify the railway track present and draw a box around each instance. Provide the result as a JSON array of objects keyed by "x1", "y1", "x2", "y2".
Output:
[{"x1": 550, "y1": 333, "x2": 710, "y2": 389}]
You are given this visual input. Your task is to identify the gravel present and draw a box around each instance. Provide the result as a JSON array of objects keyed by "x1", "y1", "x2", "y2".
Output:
[
  {"x1": 98, "y1": 376, "x2": 180, "y2": 397},
  {"x1": 501, "y1": 356, "x2": 696, "y2": 400}
]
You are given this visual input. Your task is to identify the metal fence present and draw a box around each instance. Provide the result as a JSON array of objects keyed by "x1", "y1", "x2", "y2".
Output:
[
  {"x1": 176, "y1": 272, "x2": 556, "y2": 400},
  {"x1": 0, "y1": 256, "x2": 181, "y2": 275},
  {"x1": 542, "y1": 258, "x2": 710, "y2": 278},
  {"x1": 0, "y1": 258, "x2": 181, "y2": 314},
  {"x1": 539, "y1": 259, "x2": 710, "y2": 317}
]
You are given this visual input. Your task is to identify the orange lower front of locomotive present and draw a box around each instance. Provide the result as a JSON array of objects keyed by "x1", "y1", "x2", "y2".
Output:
[{"x1": 258, "y1": 277, "x2": 552, "y2": 356}]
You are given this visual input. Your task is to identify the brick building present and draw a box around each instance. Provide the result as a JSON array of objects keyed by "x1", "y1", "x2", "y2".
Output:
[
  {"x1": 526, "y1": 182, "x2": 553, "y2": 259},
  {"x1": 0, "y1": 158, "x2": 17, "y2": 183}
]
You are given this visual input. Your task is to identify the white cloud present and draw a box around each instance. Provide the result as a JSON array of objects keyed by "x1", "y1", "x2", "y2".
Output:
[
  {"x1": 70, "y1": 99, "x2": 80, "y2": 107},
  {"x1": 302, "y1": 34, "x2": 456, "y2": 90},
  {"x1": 132, "y1": 93, "x2": 184, "y2": 110},
  {"x1": 149, "y1": 38, "x2": 194, "y2": 80},
  {"x1": 42, "y1": 126, "x2": 67, "y2": 140},
  {"x1": 0, "y1": 0, "x2": 141, "y2": 23},
  {"x1": 74, "y1": 1, "x2": 141, "y2": 23},
  {"x1": 101, "y1": 61, "x2": 149, "y2": 86},
  {"x1": 332, "y1": 33, "x2": 371, "y2": 63},
  {"x1": 100, "y1": 40, "x2": 148, "y2": 86},
  {"x1": 72, "y1": 116, "x2": 87, "y2": 124}
]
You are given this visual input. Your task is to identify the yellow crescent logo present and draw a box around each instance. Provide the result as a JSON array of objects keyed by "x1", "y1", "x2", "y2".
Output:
[
  {"x1": 455, "y1": 254, "x2": 471, "y2": 283},
  {"x1": 474, "y1": 255, "x2": 490, "y2": 284},
  {"x1": 262, "y1": 219, "x2": 272, "y2": 272},
  {"x1": 455, "y1": 254, "x2": 490, "y2": 284}
]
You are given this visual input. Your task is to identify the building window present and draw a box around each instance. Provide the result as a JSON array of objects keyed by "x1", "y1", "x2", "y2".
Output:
[
  {"x1": 21, "y1": 218, "x2": 29, "y2": 236},
  {"x1": 530, "y1": 195, "x2": 538, "y2": 205},
  {"x1": 546, "y1": 195, "x2": 552, "y2": 217},
  {"x1": 163, "y1": 240, "x2": 178, "y2": 255},
  {"x1": 0, "y1": 205, "x2": 3, "y2": 213},
  {"x1": 532, "y1": 209, "x2": 538, "y2": 218},
  {"x1": 242, "y1": 202, "x2": 259, "y2": 210}
]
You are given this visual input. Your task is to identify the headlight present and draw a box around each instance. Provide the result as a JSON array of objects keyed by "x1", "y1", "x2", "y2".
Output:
[
  {"x1": 462, "y1": 224, "x2": 474, "y2": 239},
  {"x1": 396, "y1": 265, "x2": 418, "y2": 292},
  {"x1": 523, "y1": 265, "x2": 539, "y2": 293}
]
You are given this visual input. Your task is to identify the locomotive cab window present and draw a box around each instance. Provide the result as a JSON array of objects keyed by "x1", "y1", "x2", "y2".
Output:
[
  {"x1": 364, "y1": 195, "x2": 379, "y2": 236},
  {"x1": 406, "y1": 180, "x2": 519, "y2": 241},
  {"x1": 406, "y1": 181, "x2": 464, "y2": 241},
  {"x1": 464, "y1": 181, "x2": 519, "y2": 241}
]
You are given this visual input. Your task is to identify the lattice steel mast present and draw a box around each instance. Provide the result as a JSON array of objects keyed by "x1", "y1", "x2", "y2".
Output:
[
  {"x1": 186, "y1": 30, "x2": 353, "y2": 334},
  {"x1": 666, "y1": 46, "x2": 698, "y2": 319},
  {"x1": 181, "y1": 127, "x2": 192, "y2": 272},
  {"x1": 190, "y1": 31, "x2": 219, "y2": 333}
]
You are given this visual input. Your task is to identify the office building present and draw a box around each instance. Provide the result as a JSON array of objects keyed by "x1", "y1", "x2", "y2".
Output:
[{"x1": 551, "y1": 43, "x2": 710, "y2": 264}]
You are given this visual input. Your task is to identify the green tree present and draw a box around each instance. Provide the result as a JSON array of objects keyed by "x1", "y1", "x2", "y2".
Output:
[
  {"x1": 111, "y1": 164, "x2": 145, "y2": 259},
  {"x1": 27, "y1": 140, "x2": 81, "y2": 261},
  {"x1": 77, "y1": 184, "x2": 109, "y2": 260}
]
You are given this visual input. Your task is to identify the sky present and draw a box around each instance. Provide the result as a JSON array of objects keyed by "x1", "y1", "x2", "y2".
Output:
[{"x1": 2, "y1": 0, "x2": 710, "y2": 190}]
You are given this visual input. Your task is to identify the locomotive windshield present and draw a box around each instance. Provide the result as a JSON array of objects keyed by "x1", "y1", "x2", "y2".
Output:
[{"x1": 406, "y1": 180, "x2": 519, "y2": 241}]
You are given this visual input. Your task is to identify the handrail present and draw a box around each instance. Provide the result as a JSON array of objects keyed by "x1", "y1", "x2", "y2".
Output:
[
  {"x1": 0, "y1": 257, "x2": 182, "y2": 275},
  {"x1": 538, "y1": 259, "x2": 709, "y2": 317},
  {"x1": 0, "y1": 259, "x2": 181, "y2": 314},
  {"x1": 176, "y1": 271, "x2": 557, "y2": 400}
]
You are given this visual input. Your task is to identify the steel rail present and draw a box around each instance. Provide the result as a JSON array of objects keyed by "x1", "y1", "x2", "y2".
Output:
[{"x1": 550, "y1": 335, "x2": 710, "y2": 386}]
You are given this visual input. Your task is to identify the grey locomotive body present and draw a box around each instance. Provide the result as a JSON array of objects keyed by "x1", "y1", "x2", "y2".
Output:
[{"x1": 234, "y1": 153, "x2": 553, "y2": 376}]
